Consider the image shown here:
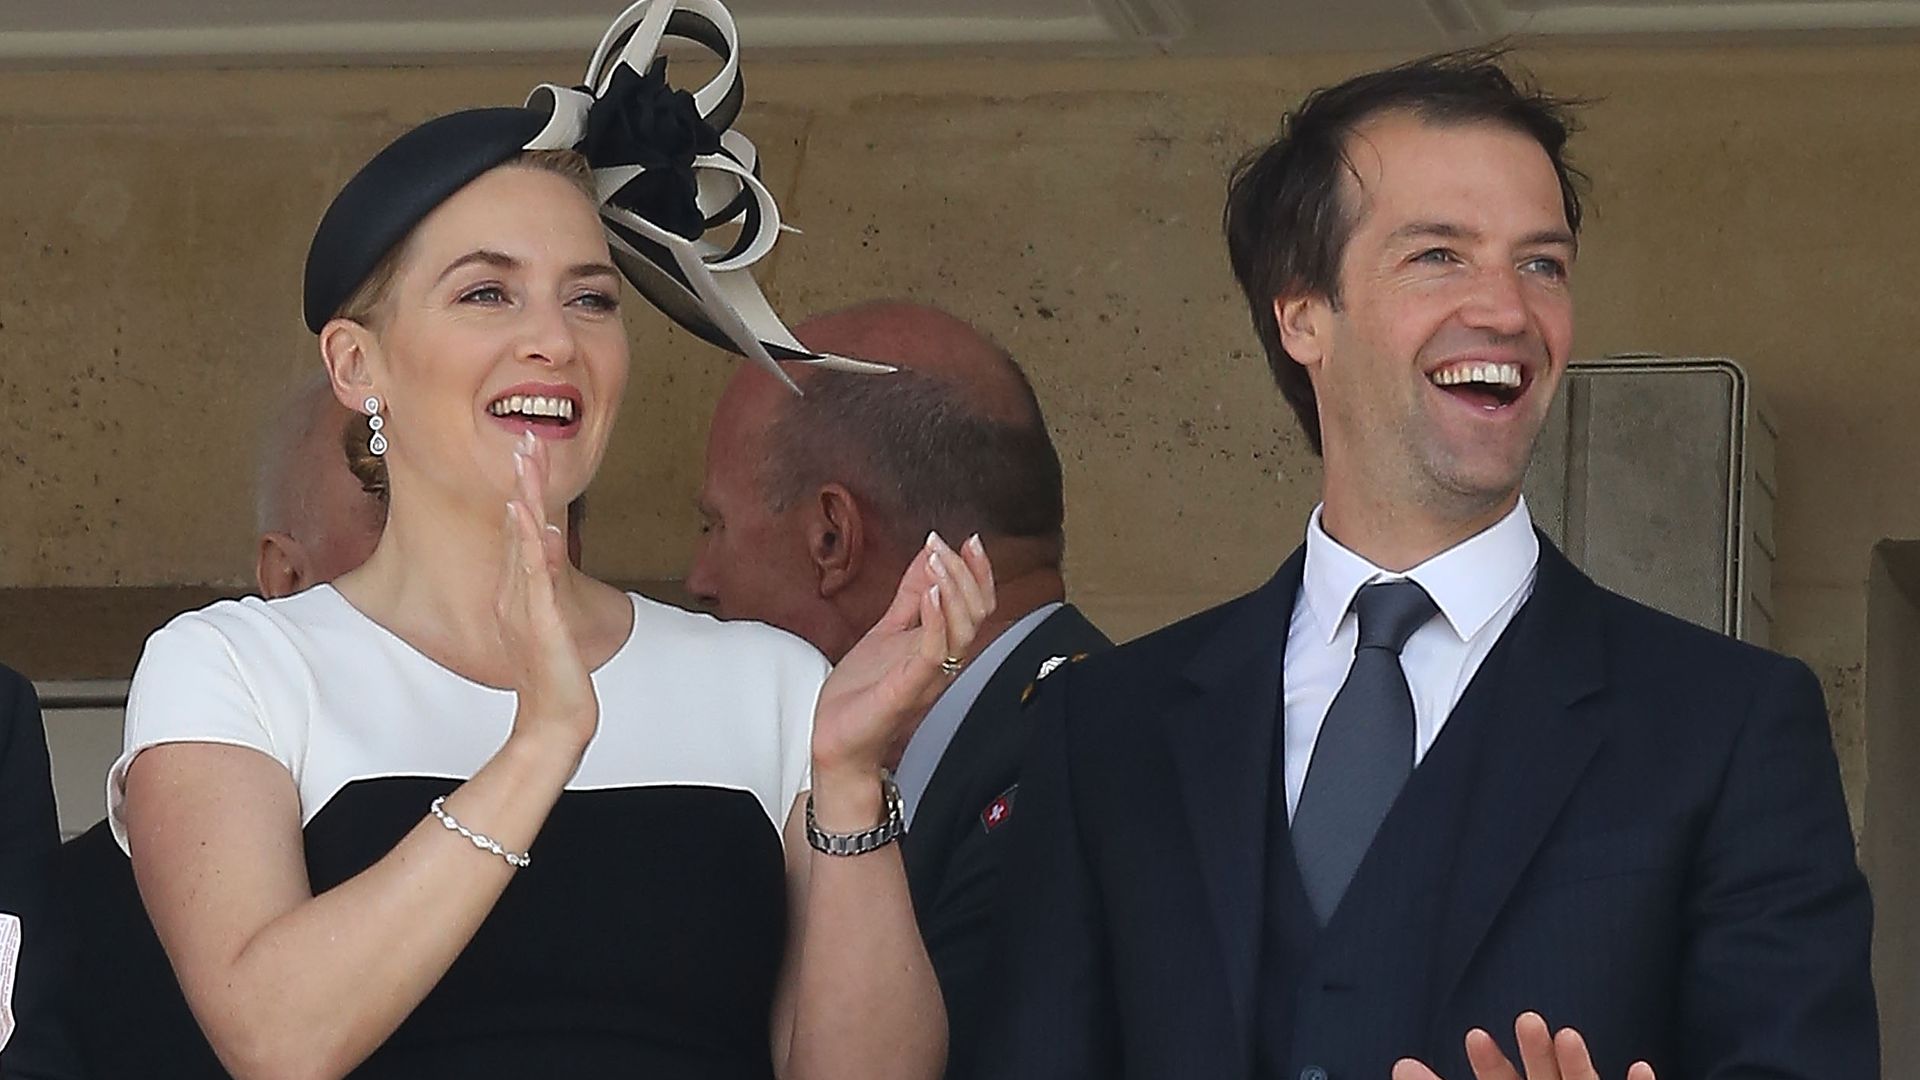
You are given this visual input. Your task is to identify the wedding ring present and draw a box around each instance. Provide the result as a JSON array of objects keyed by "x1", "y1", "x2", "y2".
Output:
[{"x1": 940, "y1": 655, "x2": 964, "y2": 676}]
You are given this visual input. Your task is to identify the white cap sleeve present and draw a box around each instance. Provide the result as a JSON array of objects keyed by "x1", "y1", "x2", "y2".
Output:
[
  {"x1": 780, "y1": 645, "x2": 830, "y2": 826},
  {"x1": 108, "y1": 609, "x2": 291, "y2": 853}
]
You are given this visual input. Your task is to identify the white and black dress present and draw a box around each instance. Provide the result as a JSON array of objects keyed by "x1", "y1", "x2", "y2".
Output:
[{"x1": 108, "y1": 586, "x2": 827, "y2": 1079}]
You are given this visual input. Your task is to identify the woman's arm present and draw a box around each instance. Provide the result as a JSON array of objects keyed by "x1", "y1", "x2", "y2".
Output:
[
  {"x1": 126, "y1": 731, "x2": 580, "y2": 1080},
  {"x1": 771, "y1": 780, "x2": 944, "y2": 1080},
  {"x1": 772, "y1": 533, "x2": 996, "y2": 1080},
  {"x1": 126, "y1": 434, "x2": 595, "y2": 1080}
]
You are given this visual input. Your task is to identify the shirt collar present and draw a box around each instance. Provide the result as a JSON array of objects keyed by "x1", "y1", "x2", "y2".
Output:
[{"x1": 1301, "y1": 497, "x2": 1539, "y2": 645}]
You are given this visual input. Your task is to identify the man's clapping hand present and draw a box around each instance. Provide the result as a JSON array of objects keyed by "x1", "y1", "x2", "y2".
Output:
[{"x1": 1392, "y1": 1013, "x2": 1656, "y2": 1080}]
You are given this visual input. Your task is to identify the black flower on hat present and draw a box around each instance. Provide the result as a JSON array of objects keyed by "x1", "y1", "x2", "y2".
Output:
[{"x1": 584, "y1": 57, "x2": 722, "y2": 241}]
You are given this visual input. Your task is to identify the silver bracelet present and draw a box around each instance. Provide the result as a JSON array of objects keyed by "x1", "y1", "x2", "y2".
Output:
[
  {"x1": 805, "y1": 773, "x2": 906, "y2": 857},
  {"x1": 429, "y1": 795, "x2": 531, "y2": 869}
]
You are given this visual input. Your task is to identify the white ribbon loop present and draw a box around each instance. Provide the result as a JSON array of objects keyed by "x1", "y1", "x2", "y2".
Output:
[{"x1": 520, "y1": 0, "x2": 875, "y2": 390}]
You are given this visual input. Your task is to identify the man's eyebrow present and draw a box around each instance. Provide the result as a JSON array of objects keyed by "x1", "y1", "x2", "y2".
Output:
[
  {"x1": 1387, "y1": 221, "x2": 1475, "y2": 244},
  {"x1": 1386, "y1": 222, "x2": 1578, "y2": 251},
  {"x1": 1520, "y1": 228, "x2": 1578, "y2": 250}
]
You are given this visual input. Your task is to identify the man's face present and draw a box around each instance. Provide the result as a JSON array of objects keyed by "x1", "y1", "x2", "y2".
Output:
[
  {"x1": 685, "y1": 372, "x2": 844, "y2": 656},
  {"x1": 256, "y1": 408, "x2": 387, "y2": 600},
  {"x1": 303, "y1": 423, "x2": 386, "y2": 582},
  {"x1": 1299, "y1": 113, "x2": 1576, "y2": 516}
]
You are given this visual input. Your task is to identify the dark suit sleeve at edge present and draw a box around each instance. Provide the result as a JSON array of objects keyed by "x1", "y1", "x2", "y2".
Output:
[
  {"x1": 0, "y1": 669, "x2": 59, "y2": 920},
  {"x1": 967, "y1": 668, "x2": 1119, "y2": 1080},
  {"x1": 1680, "y1": 658, "x2": 1878, "y2": 1079},
  {"x1": 917, "y1": 807, "x2": 1007, "y2": 1076}
]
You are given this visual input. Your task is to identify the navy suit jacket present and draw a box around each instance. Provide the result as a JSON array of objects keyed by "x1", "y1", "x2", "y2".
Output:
[
  {"x1": 0, "y1": 663, "x2": 58, "y2": 937},
  {"x1": 904, "y1": 604, "x2": 1111, "y2": 1077},
  {"x1": 978, "y1": 540, "x2": 1877, "y2": 1079}
]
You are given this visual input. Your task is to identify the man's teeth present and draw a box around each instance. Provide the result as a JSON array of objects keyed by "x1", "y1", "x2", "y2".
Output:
[
  {"x1": 486, "y1": 395, "x2": 577, "y2": 421},
  {"x1": 1430, "y1": 363, "x2": 1523, "y2": 389}
]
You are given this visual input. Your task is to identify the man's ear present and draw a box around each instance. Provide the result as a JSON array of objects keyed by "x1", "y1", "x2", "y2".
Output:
[
  {"x1": 255, "y1": 532, "x2": 311, "y2": 601},
  {"x1": 1274, "y1": 292, "x2": 1334, "y2": 375},
  {"x1": 319, "y1": 317, "x2": 382, "y2": 412},
  {"x1": 810, "y1": 484, "x2": 864, "y2": 599}
]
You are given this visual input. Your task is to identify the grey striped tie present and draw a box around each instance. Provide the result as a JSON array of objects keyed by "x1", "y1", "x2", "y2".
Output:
[{"x1": 1292, "y1": 579, "x2": 1438, "y2": 925}]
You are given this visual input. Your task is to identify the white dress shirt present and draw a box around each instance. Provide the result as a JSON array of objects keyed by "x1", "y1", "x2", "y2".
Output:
[
  {"x1": 895, "y1": 601, "x2": 1065, "y2": 828},
  {"x1": 1282, "y1": 498, "x2": 1540, "y2": 820}
]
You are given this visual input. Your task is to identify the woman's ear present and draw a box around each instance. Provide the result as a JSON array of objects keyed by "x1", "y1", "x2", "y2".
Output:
[
  {"x1": 319, "y1": 318, "x2": 381, "y2": 412},
  {"x1": 1274, "y1": 292, "x2": 1333, "y2": 375}
]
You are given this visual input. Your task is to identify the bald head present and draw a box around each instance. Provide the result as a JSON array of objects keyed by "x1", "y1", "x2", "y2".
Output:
[
  {"x1": 254, "y1": 374, "x2": 387, "y2": 599},
  {"x1": 688, "y1": 300, "x2": 1067, "y2": 660},
  {"x1": 791, "y1": 301, "x2": 1041, "y2": 423}
]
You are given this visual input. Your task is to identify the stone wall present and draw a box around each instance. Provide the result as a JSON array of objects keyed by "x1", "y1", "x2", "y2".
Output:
[{"x1": 4, "y1": 42, "x2": 1918, "y2": 829}]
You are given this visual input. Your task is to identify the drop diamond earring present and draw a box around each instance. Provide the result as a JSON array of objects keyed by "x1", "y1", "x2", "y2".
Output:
[{"x1": 365, "y1": 396, "x2": 388, "y2": 456}]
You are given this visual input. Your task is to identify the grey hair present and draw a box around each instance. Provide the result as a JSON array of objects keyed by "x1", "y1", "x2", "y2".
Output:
[{"x1": 759, "y1": 359, "x2": 1066, "y2": 562}]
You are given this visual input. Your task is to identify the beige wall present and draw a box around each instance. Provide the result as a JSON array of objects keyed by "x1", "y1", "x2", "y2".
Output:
[{"x1": 3, "y1": 43, "x2": 1918, "y2": 826}]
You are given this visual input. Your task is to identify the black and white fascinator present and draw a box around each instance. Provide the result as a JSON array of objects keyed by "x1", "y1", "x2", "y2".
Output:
[{"x1": 303, "y1": 0, "x2": 890, "y2": 390}]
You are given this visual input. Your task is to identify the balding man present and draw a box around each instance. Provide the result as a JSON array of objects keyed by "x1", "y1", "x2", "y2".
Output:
[
  {"x1": 688, "y1": 300, "x2": 1111, "y2": 1070},
  {"x1": 254, "y1": 373, "x2": 388, "y2": 599}
]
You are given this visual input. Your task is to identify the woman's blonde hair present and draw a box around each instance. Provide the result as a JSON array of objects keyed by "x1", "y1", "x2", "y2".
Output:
[{"x1": 333, "y1": 149, "x2": 599, "y2": 328}]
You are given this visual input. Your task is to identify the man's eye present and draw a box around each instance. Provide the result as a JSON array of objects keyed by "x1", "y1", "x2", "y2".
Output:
[
  {"x1": 459, "y1": 285, "x2": 507, "y2": 304},
  {"x1": 1523, "y1": 256, "x2": 1568, "y2": 279},
  {"x1": 1413, "y1": 248, "x2": 1459, "y2": 265}
]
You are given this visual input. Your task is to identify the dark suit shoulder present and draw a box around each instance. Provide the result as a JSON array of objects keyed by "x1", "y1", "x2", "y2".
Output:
[
  {"x1": 0, "y1": 660, "x2": 34, "y2": 708},
  {"x1": 1066, "y1": 591, "x2": 1254, "y2": 691},
  {"x1": 1591, "y1": 582, "x2": 1808, "y2": 684}
]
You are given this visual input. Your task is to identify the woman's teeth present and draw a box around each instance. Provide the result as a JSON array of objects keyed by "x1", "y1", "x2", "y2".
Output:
[
  {"x1": 487, "y1": 395, "x2": 576, "y2": 421},
  {"x1": 1430, "y1": 362, "x2": 1522, "y2": 389}
]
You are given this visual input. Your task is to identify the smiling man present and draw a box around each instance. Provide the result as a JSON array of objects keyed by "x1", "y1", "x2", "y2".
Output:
[{"x1": 977, "y1": 49, "x2": 1876, "y2": 1080}]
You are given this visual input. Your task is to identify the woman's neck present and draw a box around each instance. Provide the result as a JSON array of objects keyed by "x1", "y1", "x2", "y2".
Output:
[{"x1": 335, "y1": 483, "x2": 583, "y2": 675}]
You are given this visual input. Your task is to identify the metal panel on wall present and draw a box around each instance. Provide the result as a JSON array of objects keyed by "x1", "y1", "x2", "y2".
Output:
[{"x1": 1524, "y1": 356, "x2": 1775, "y2": 644}]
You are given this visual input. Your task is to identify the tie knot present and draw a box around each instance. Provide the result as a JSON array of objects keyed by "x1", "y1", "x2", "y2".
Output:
[{"x1": 1352, "y1": 579, "x2": 1437, "y2": 655}]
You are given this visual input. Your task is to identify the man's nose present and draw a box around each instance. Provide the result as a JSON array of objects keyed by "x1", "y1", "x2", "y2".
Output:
[
  {"x1": 1460, "y1": 266, "x2": 1530, "y2": 338},
  {"x1": 684, "y1": 548, "x2": 720, "y2": 608}
]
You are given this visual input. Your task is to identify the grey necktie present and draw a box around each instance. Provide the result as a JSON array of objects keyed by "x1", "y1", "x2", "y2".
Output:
[{"x1": 1291, "y1": 579, "x2": 1438, "y2": 925}]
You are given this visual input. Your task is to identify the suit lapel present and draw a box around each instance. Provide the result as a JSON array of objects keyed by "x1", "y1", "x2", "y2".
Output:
[
  {"x1": 1166, "y1": 551, "x2": 1304, "y2": 1037},
  {"x1": 1430, "y1": 538, "x2": 1611, "y2": 1008},
  {"x1": 903, "y1": 605, "x2": 1112, "y2": 896}
]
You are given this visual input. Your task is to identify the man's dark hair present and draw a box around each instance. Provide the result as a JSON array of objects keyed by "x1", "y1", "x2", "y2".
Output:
[
  {"x1": 760, "y1": 359, "x2": 1067, "y2": 565},
  {"x1": 1223, "y1": 45, "x2": 1587, "y2": 454}
]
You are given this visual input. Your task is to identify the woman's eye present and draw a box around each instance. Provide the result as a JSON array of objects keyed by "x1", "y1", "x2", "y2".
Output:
[
  {"x1": 571, "y1": 291, "x2": 620, "y2": 312},
  {"x1": 458, "y1": 284, "x2": 507, "y2": 304}
]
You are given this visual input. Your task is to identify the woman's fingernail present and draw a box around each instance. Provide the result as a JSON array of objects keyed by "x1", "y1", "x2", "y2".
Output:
[
  {"x1": 519, "y1": 430, "x2": 536, "y2": 454},
  {"x1": 929, "y1": 552, "x2": 950, "y2": 578},
  {"x1": 925, "y1": 530, "x2": 940, "y2": 551},
  {"x1": 545, "y1": 523, "x2": 563, "y2": 537},
  {"x1": 967, "y1": 534, "x2": 984, "y2": 555},
  {"x1": 929, "y1": 583, "x2": 942, "y2": 606},
  {"x1": 513, "y1": 452, "x2": 526, "y2": 477},
  {"x1": 506, "y1": 502, "x2": 517, "y2": 522}
]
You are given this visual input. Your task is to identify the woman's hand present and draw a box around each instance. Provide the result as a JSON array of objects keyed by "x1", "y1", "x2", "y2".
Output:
[
  {"x1": 810, "y1": 533, "x2": 995, "y2": 811},
  {"x1": 497, "y1": 430, "x2": 598, "y2": 758}
]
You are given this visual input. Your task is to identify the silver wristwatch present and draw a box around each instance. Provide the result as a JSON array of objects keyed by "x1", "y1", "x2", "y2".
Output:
[{"x1": 805, "y1": 772, "x2": 906, "y2": 856}]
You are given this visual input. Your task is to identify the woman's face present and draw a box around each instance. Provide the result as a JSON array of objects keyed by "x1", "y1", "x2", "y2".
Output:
[{"x1": 355, "y1": 164, "x2": 630, "y2": 517}]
